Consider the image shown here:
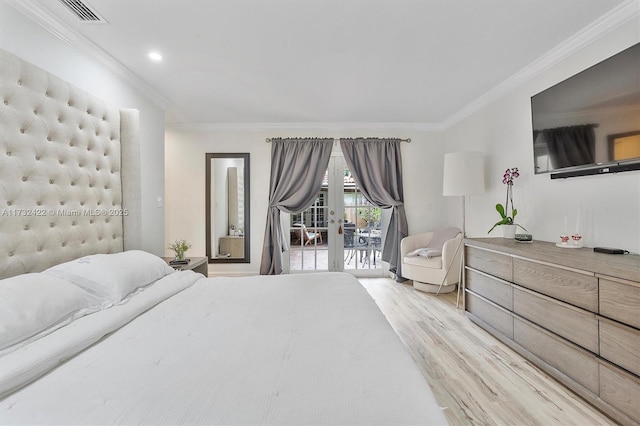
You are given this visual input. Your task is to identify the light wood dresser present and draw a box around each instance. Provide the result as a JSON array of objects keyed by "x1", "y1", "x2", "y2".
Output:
[{"x1": 464, "y1": 238, "x2": 640, "y2": 425}]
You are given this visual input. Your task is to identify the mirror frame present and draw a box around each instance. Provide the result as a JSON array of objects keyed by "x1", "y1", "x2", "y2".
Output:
[{"x1": 205, "y1": 153, "x2": 250, "y2": 263}]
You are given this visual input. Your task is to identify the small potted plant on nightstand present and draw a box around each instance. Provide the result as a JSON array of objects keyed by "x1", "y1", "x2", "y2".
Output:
[{"x1": 168, "y1": 239, "x2": 192, "y2": 261}]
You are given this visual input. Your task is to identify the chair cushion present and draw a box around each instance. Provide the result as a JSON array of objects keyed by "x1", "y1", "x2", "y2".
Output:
[{"x1": 403, "y1": 255, "x2": 443, "y2": 269}]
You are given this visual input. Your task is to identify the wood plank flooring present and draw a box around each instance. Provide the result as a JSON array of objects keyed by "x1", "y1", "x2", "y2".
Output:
[{"x1": 359, "y1": 278, "x2": 615, "y2": 426}]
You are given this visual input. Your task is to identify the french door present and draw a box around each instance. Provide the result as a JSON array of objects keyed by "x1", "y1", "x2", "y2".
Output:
[{"x1": 285, "y1": 152, "x2": 385, "y2": 276}]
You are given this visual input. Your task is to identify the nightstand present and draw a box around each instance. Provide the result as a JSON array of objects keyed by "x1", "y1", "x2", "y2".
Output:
[{"x1": 163, "y1": 257, "x2": 208, "y2": 276}]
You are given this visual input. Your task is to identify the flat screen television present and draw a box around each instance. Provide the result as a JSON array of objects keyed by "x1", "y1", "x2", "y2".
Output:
[{"x1": 531, "y1": 42, "x2": 640, "y2": 179}]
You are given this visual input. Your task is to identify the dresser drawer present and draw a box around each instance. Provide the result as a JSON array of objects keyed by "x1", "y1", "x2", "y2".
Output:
[
  {"x1": 514, "y1": 317, "x2": 599, "y2": 394},
  {"x1": 465, "y1": 268, "x2": 513, "y2": 310},
  {"x1": 599, "y1": 318, "x2": 640, "y2": 377},
  {"x1": 465, "y1": 290, "x2": 513, "y2": 339},
  {"x1": 513, "y1": 287, "x2": 598, "y2": 353},
  {"x1": 599, "y1": 360, "x2": 640, "y2": 424},
  {"x1": 465, "y1": 246, "x2": 512, "y2": 282},
  {"x1": 513, "y1": 258, "x2": 597, "y2": 312},
  {"x1": 600, "y1": 278, "x2": 640, "y2": 329}
]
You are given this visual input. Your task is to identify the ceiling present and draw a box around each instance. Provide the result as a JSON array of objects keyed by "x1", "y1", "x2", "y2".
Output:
[{"x1": 10, "y1": 0, "x2": 633, "y2": 126}]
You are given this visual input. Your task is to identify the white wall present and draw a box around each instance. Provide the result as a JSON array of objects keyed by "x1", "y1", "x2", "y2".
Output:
[
  {"x1": 444, "y1": 17, "x2": 640, "y2": 252},
  {"x1": 165, "y1": 127, "x2": 448, "y2": 274},
  {"x1": 0, "y1": 2, "x2": 167, "y2": 255}
]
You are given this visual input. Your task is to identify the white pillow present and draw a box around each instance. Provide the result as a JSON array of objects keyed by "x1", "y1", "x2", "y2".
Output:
[
  {"x1": 406, "y1": 248, "x2": 442, "y2": 258},
  {"x1": 44, "y1": 250, "x2": 175, "y2": 303},
  {"x1": 0, "y1": 273, "x2": 107, "y2": 352}
]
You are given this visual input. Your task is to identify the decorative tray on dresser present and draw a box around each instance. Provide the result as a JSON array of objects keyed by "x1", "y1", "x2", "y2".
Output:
[{"x1": 463, "y1": 238, "x2": 640, "y2": 426}]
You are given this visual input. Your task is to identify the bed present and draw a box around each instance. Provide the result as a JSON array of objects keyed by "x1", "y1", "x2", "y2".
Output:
[
  {"x1": 0, "y1": 48, "x2": 448, "y2": 425},
  {"x1": 0, "y1": 255, "x2": 447, "y2": 424}
]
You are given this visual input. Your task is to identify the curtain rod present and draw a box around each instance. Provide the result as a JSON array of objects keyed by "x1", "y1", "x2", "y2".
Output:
[{"x1": 265, "y1": 137, "x2": 411, "y2": 143}]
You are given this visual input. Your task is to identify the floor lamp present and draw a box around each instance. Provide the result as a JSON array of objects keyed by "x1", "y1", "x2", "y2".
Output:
[{"x1": 442, "y1": 152, "x2": 485, "y2": 307}]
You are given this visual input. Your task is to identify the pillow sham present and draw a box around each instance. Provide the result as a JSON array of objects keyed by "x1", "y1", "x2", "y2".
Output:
[
  {"x1": 0, "y1": 273, "x2": 107, "y2": 352},
  {"x1": 44, "y1": 250, "x2": 175, "y2": 303}
]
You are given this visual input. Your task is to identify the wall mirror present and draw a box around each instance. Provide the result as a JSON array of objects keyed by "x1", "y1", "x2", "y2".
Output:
[{"x1": 205, "y1": 153, "x2": 250, "y2": 263}]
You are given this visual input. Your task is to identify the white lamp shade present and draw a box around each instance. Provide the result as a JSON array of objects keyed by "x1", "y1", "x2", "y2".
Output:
[{"x1": 443, "y1": 151, "x2": 485, "y2": 196}]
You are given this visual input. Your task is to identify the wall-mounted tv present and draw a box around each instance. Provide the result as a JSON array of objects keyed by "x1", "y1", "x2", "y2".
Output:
[{"x1": 531, "y1": 42, "x2": 640, "y2": 179}]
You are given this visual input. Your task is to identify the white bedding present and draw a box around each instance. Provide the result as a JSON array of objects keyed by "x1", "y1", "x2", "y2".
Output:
[
  {"x1": 0, "y1": 270, "x2": 200, "y2": 399},
  {"x1": 0, "y1": 272, "x2": 447, "y2": 425}
]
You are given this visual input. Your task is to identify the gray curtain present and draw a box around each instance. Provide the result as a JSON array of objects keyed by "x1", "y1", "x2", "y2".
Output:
[
  {"x1": 542, "y1": 125, "x2": 596, "y2": 169},
  {"x1": 260, "y1": 138, "x2": 333, "y2": 275},
  {"x1": 339, "y1": 138, "x2": 408, "y2": 282}
]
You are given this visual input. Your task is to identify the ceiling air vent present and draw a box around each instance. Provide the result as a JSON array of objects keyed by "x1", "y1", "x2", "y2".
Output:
[{"x1": 58, "y1": 0, "x2": 107, "y2": 23}]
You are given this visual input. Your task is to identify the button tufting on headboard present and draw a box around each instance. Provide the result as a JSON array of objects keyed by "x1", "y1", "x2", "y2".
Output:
[{"x1": 0, "y1": 48, "x2": 140, "y2": 279}]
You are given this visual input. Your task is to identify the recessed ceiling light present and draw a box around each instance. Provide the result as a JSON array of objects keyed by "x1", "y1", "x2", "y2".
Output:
[{"x1": 148, "y1": 51, "x2": 163, "y2": 62}]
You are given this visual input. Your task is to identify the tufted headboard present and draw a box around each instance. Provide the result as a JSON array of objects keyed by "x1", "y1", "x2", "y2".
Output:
[{"x1": 0, "y1": 48, "x2": 142, "y2": 279}]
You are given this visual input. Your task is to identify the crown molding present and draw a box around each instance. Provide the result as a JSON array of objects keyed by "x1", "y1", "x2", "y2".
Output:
[
  {"x1": 441, "y1": 0, "x2": 640, "y2": 130},
  {"x1": 6, "y1": 0, "x2": 171, "y2": 109},
  {"x1": 165, "y1": 121, "x2": 445, "y2": 132}
]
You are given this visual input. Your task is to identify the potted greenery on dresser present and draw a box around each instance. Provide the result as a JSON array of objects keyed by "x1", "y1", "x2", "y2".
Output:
[{"x1": 488, "y1": 167, "x2": 527, "y2": 238}]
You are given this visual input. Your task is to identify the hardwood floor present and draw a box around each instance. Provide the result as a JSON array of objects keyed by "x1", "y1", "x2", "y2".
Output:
[{"x1": 359, "y1": 278, "x2": 615, "y2": 426}]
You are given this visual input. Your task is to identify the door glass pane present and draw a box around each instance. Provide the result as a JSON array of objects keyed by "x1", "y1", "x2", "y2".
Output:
[
  {"x1": 289, "y1": 188, "x2": 328, "y2": 271},
  {"x1": 343, "y1": 167, "x2": 383, "y2": 271}
]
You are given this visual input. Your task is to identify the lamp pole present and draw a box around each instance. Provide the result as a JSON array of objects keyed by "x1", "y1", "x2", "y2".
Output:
[{"x1": 442, "y1": 151, "x2": 485, "y2": 307}]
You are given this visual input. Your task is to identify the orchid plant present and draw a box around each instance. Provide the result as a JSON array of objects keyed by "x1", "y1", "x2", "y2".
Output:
[{"x1": 488, "y1": 167, "x2": 527, "y2": 233}]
